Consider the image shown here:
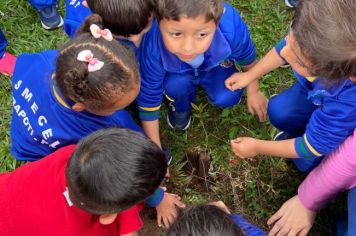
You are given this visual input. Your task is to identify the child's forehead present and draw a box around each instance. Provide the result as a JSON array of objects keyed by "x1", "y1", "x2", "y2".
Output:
[{"x1": 163, "y1": 14, "x2": 216, "y2": 27}]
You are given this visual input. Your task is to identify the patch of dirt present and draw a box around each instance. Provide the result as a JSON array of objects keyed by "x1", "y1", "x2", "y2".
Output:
[{"x1": 139, "y1": 207, "x2": 167, "y2": 236}]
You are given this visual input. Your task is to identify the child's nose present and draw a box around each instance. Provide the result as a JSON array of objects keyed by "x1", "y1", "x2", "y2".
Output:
[{"x1": 181, "y1": 37, "x2": 194, "y2": 52}]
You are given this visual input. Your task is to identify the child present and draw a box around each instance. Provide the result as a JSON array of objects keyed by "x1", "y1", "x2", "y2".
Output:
[
  {"x1": 27, "y1": 0, "x2": 63, "y2": 29},
  {"x1": 268, "y1": 129, "x2": 356, "y2": 235},
  {"x1": 167, "y1": 201, "x2": 266, "y2": 236},
  {"x1": 0, "y1": 128, "x2": 168, "y2": 236},
  {"x1": 64, "y1": 0, "x2": 154, "y2": 47},
  {"x1": 136, "y1": 0, "x2": 267, "y2": 149},
  {"x1": 10, "y1": 14, "x2": 184, "y2": 227},
  {"x1": 11, "y1": 14, "x2": 141, "y2": 161},
  {"x1": 0, "y1": 29, "x2": 16, "y2": 75},
  {"x1": 229, "y1": 0, "x2": 356, "y2": 172}
]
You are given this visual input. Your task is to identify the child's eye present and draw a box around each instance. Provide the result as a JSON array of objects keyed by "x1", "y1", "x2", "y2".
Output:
[
  {"x1": 169, "y1": 32, "x2": 182, "y2": 38},
  {"x1": 197, "y1": 32, "x2": 209, "y2": 39}
]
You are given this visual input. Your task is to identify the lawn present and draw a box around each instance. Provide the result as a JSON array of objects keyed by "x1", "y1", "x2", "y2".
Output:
[{"x1": 0, "y1": 0, "x2": 344, "y2": 235}]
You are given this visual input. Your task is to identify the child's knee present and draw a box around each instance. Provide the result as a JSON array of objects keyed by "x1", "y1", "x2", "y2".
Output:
[
  {"x1": 267, "y1": 95, "x2": 292, "y2": 129},
  {"x1": 213, "y1": 90, "x2": 242, "y2": 108}
]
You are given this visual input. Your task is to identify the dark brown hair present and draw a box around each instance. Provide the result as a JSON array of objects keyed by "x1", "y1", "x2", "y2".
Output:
[
  {"x1": 56, "y1": 14, "x2": 139, "y2": 111},
  {"x1": 155, "y1": 0, "x2": 225, "y2": 24},
  {"x1": 167, "y1": 204, "x2": 244, "y2": 236},
  {"x1": 66, "y1": 128, "x2": 167, "y2": 214},
  {"x1": 292, "y1": 0, "x2": 356, "y2": 81},
  {"x1": 86, "y1": 0, "x2": 155, "y2": 37}
]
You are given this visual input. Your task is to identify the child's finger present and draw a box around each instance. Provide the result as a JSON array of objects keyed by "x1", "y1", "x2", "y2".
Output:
[
  {"x1": 267, "y1": 209, "x2": 283, "y2": 225},
  {"x1": 174, "y1": 198, "x2": 186, "y2": 208},
  {"x1": 157, "y1": 214, "x2": 163, "y2": 227}
]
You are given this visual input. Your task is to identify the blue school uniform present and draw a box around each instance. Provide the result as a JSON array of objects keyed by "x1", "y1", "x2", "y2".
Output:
[
  {"x1": 10, "y1": 50, "x2": 141, "y2": 161},
  {"x1": 230, "y1": 214, "x2": 266, "y2": 236},
  {"x1": 136, "y1": 3, "x2": 256, "y2": 121},
  {"x1": 28, "y1": 0, "x2": 57, "y2": 10},
  {"x1": 64, "y1": 0, "x2": 91, "y2": 38},
  {"x1": 0, "y1": 29, "x2": 7, "y2": 58},
  {"x1": 268, "y1": 38, "x2": 356, "y2": 172}
]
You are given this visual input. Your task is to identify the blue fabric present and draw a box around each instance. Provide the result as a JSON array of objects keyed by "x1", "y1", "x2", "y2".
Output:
[
  {"x1": 230, "y1": 214, "x2": 266, "y2": 236},
  {"x1": 164, "y1": 62, "x2": 243, "y2": 112},
  {"x1": 10, "y1": 50, "x2": 141, "y2": 161},
  {"x1": 145, "y1": 187, "x2": 165, "y2": 207},
  {"x1": 185, "y1": 54, "x2": 204, "y2": 69},
  {"x1": 28, "y1": 0, "x2": 57, "y2": 10},
  {"x1": 136, "y1": 3, "x2": 256, "y2": 121},
  {"x1": 270, "y1": 38, "x2": 356, "y2": 171},
  {"x1": 348, "y1": 187, "x2": 356, "y2": 235},
  {"x1": 64, "y1": 0, "x2": 91, "y2": 38},
  {"x1": 0, "y1": 29, "x2": 7, "y2": 58}
]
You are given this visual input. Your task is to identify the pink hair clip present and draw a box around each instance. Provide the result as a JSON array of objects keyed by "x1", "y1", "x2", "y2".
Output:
[
  {"x1": 77, "y1": 50, "x2": 104, "y2": 72},
  {"x1": 90, "y1": 24, "x2": 113, "y2": 41}
]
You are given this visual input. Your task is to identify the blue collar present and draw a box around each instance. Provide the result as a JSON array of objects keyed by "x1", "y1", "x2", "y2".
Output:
[{"x1": 158, "y1": 25, "x2": 231, "y2": 73}]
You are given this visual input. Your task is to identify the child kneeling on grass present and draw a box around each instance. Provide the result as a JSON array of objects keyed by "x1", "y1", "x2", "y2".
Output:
[
  {"x1": 0, "y1": 128, "x2": 167, "y2": 236},
  {"x1": 228, "y1": 0, "x2": 356, "y2": 173}
]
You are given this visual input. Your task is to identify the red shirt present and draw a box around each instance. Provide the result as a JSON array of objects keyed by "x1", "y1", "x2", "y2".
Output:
[{"x1": 0, "y1": 145, "x2": 142, "y2": 236}]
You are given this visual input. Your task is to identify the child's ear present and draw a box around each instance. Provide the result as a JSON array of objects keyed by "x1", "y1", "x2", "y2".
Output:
[
  {"x1": 72, "y1": 103, "x2": 85, "y2": 112},
  {"x1": 99, "y1": 214, "x2": 118, "y2": 225},
  {"x1": 82, "y1": 1, "x2": 88, "y2": 8}
]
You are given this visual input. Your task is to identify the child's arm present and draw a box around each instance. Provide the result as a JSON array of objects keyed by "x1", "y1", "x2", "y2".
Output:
[
  {"x1": 267, "y1": 131, "x2": 356, "y2": 236},
  {"x1": 225, "y1": 48, "x2": 285, "y2": 91},
  {"x1": 121, "y1": 232, "x2": 139, "y2": 236},
  {"x1": 230, "y1": 137, "x2": 298, "y2": 159},
  {"x1": 142, "y1": 120, "x2": 161, "y2": 148}
]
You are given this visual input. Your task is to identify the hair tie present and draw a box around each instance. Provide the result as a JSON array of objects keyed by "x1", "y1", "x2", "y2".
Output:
[
  {"x1": 90, "y1": 24, "x2": 113, "y2": 41},
  {"x1": 77, "y1": 50, "x2": 104, "y2": 72}
]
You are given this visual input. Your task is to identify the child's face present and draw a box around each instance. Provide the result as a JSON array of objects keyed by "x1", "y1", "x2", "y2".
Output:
[
  {"x1": 280, "y1": 31, "x2": 314, "y2": 77},
  {"x1": 86, "y1": 82, "x2": 140, "y2": 116},
  {"x1": 159, "y1": 15, "x2": 217, "y2": 62}
]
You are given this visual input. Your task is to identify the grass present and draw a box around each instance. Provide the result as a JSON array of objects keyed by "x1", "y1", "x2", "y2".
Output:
[{"x1": 0, "y1": 0, "x2": 344, "y2": 235}]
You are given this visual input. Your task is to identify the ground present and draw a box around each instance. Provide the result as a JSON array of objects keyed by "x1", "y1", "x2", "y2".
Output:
[{"x1": 0, "y1": 0, "x2": 345, "y2": 235}]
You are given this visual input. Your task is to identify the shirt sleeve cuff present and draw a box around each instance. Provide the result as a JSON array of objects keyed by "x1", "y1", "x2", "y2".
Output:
[
  {"x1": 295, "y1": 134, "x2": 323, "y2": 159},
  {"x1": 145, "y1": 187, "x2": 164, "y2": 207},
  {"x1": 237, "y1": 50, "x2": 257, "y2": 66},
  {"x1": 138, "y1": 108, "x2": 160, "y2": 121},
  {"x1": 274, "y1": 38, "x2": 286, "y2": 55}
]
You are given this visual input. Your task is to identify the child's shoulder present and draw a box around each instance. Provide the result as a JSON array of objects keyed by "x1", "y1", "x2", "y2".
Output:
[{"x1": 218, "y1": 3, "x2": 251, "y2": 44}]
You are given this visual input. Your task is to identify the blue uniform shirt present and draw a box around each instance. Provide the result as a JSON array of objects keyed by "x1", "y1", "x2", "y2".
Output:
[
  {"x1": 11, "y1": 50, "x2": 141, "y2": 161},
  {"x1": 136, "y1": 3, "x2": 257, "y2": 121},
  {"x1": 275, "y1": 38, "x2": 356, "y2": 159}
]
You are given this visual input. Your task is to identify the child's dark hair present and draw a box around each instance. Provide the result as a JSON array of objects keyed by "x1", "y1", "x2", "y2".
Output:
[
  {"x1": 167, "y1": 205, "x2": 244, "y2": 236},
  {"x1": 85, "y1": 0, "x2": 154, "y2": 37},
  {"x1": 155, "y1": 0, "x2": 224, "y2": 24},
  {"x1": 292, "y1": 0, "x2": 356, "y2": 81},
  {"x1": 56, "y1": 14, "x2": 139, "y2": 111},
  {"x1": 66, "y1": 128, "x2": 167, "y2": 215}
]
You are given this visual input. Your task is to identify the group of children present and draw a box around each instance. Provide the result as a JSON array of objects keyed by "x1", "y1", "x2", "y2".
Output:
[{"x1": 0, "y1": 0, "x2": 355, "y2": 235}]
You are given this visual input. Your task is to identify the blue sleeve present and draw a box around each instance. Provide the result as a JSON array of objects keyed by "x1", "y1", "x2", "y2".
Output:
[
  {"x1": 136, "y1": 23, "x2": 166, "y2": 121},
  {"x1": 64, "y1": 0, "x2": 92, "y2": 38},
  {"x1": 295, "y1": 82, "x2": 356, "y2": 159},
  {"x1": 145, "y1": 187, "x2": 164, "y2": 207},
  {"x1": 222, "y1": 4, "x2": 256, "y2": 65},
  {"x1": 230, "y1": 214, "x2": 267, "y2": 236}
]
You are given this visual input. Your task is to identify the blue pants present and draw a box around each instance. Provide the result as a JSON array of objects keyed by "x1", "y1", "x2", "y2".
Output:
[
  {"x1": 0, "y1": 29, "x2": 7, "y2": 58},
  {"x1": 164, "y1": 64, "x2": 243, "y2": 112},
  {"x1": 268, "y1": 82, "x2": 322, "y2": 172},
  {"x1": 28, "y1": 0, "x2": 57, "y2": 10}
]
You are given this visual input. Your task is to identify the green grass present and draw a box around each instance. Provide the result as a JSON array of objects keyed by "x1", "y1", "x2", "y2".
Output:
[{"x1": 0, "y1": 0, "x2": 343, "y2": 235}]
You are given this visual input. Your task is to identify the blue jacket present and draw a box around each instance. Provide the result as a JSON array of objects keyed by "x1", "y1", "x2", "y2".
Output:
[
  {"x1": 230, "y1": 214, "x2": 266, "y2": 236},
  {"x1": 136, "y1": 3, "x2": 256, "y2": 121},
  {"x1": 275, "y1": 39, "x2": 356, "y2": 159},
  {"x1": 64, "y1": 0, "x2": 91, "y2": 38},
  {"x1": 11, "y1": 50, "x2": 141, "y2": 161}
]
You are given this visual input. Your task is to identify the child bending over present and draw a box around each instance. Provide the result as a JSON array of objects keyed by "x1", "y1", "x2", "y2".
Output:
[
  {"x1": 228, "y1": 0, "x2": 356, "y2": 172},
  {"x1": 0, "y1": 128, "x2": 167, "y2": 236}
]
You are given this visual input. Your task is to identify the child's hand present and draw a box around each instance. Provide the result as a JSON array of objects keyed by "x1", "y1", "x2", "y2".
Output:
[
  {"x1": 225, "y1": 72, "x2": 255, "y2": 91},
  {"x1": 230, "y1": 137, "x2": 259, "y2": 158},
  {"x1": 209, "y1": 201, "x2": 231, "y2": 214},
  {"x1": 246, "y1": 90, "x2": 268, "y2": 122},
  {"x1": 156, "y1": 192, "x2": 185, "y2": 228},
  {"x1": 267, "y1": 195, "x2": 316, "y2": 236}
]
